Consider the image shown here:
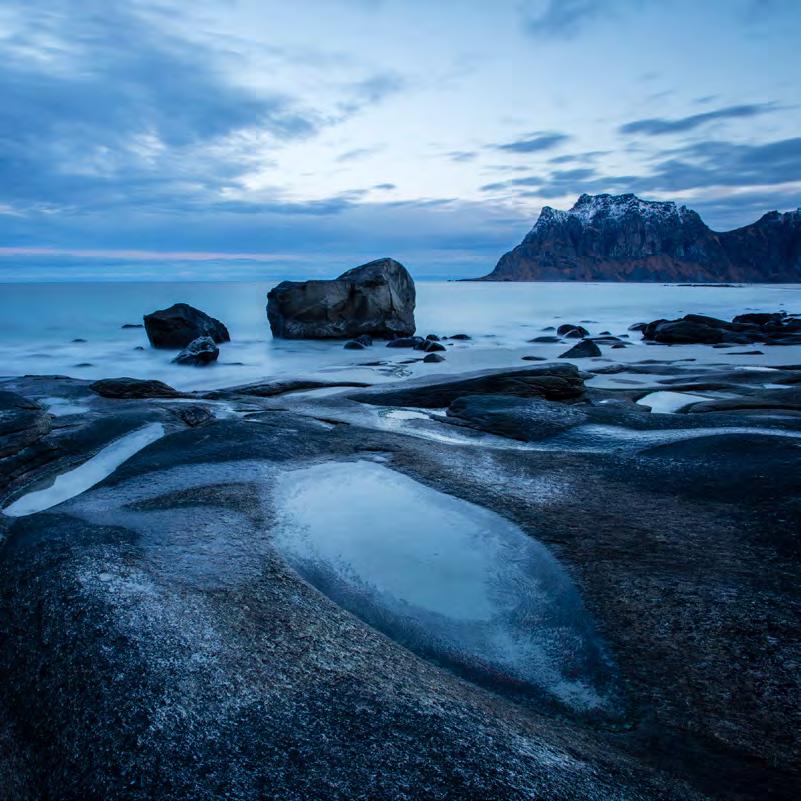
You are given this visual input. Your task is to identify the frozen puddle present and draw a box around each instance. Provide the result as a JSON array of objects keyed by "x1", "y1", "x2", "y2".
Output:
[
  {"x1": 272, "y1": 460, "x2": 623, "y2": 719},
  {"x1": 3, "y1": 423, "x2": 164, "y2": 517},
  {"x1": 637, "y1": 391, "x2": 710, "y2": 414}
]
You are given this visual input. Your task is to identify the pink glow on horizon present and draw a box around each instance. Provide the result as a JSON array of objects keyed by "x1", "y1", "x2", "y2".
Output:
[{"x1": 0, "y1": 247, "x2": 301, "y2": 262}]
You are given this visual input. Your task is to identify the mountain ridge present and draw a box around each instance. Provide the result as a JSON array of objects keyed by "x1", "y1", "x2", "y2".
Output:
[{"x1": 480, "y1": 193, "x2": 801, "y2": 282}]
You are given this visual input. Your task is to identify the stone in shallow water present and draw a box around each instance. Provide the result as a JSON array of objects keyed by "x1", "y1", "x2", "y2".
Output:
[{"x1": 271, "y1": 460, "x2": 624, "y2": 719}]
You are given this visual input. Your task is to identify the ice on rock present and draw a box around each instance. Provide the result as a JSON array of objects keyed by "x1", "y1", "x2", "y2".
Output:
[
  {"x1": 271, "y1": 460, "x2": 624, "y2": 718},
  {"x1": 3, "y1": 423, "x2": 165, "y2": 517}
]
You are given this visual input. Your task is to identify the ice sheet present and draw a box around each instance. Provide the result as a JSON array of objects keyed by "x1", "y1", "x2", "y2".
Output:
[
  {"x1": 3, "y1": 423, "x2": 165, "y2": 517},
  {"x1": 271, "y1": 460, "x2": 622, "y2": 716}
]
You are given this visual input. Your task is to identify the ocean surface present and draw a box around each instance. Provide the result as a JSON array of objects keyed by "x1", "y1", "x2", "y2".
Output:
[{"x1": 1, "y1": 281, "x2": 800, "y2": 391}]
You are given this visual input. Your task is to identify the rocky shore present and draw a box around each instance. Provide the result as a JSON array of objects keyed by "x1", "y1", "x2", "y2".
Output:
[{"x1": 1, "y1": 327, "x2": 801, "y2": 799}]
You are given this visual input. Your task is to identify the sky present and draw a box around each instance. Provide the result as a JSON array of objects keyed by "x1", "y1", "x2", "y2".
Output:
[{"x1": 0, "y1": 0, "x2": 799, "y2": 280}]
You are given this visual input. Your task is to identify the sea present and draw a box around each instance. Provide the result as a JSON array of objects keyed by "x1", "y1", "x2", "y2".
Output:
[{"x1": 1, "y1": 281, "x2": 800, "y2": 392}]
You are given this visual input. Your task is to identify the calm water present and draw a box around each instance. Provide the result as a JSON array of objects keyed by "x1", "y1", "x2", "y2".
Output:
[{"x1": 1, "y1": 281, "x2": 799, "y2": 390}]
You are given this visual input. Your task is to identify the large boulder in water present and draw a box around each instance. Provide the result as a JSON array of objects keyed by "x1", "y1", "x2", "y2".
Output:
[
  {"x1": 266, "y1": 258, "x2": 416, "y2": 339},
  {"x1": 143, "y1": 303, "x2": 230, "y2": 349}
]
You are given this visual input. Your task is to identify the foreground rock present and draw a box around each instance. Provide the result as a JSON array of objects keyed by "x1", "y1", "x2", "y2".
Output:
[
  {"x1": 481, "y1": 193, "x2": 801, "y2": 282},
  {"x1": 643, "y1": 311, "x2": 801, "y2": 345},
  {"x1": 350, "y1": 363, "x2": 585, "y2": 408},
  {"x1": 172, "y1": 336, "x2": 219, "y2": 366},
  {"x1": 144, "y1": 303, "x2": 230, "y2": 349},
  {"x1": 267, "y1": 258, "x2": 415, "y2": 339},
  {"x1": 0, "y1": 373, "x2": 800, "y2": 799}
]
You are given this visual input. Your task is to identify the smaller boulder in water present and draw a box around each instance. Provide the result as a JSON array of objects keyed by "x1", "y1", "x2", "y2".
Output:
[
  {"x1": 144, "y1": 303, "x2": 230, "y2": 349},
  {"x1": 172, "y1": 337, "x2": 219, "y2": 366},
  {"x1": 559, "y1": 340, "x2": 602, "y2": 359}
]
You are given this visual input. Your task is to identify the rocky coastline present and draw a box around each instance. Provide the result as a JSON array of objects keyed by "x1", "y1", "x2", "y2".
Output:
[{"x1": 1, "y1": 267, "x2": 800, "y2": 800}]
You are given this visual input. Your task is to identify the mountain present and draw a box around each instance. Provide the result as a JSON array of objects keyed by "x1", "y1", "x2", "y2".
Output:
[{"x1": 480, "y1": 193, "x2": 801, "y2": 282}]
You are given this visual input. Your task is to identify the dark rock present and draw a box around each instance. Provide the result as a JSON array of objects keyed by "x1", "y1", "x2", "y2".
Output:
[
  {"x1": 144, "y1": 303, "x2": 230, "y2": 349},
  {"x1": 730, "y1": 350, "x2": 764, "y2": 355},
  {"x1": 354, "y1": 334, "x2": 373, "y2": 347},
  {"x1": 121, "y1": 323, "x2": 144, "y2": 329},
  {"x1": 171, "y1": 405, "x2": 214, "y2": 427},
  {"x1": 71, "y1": 338, "x2": 87, "y2": 343},
  {"x1": 557, "y1": 324, "x2": 590, "y2": 338},
  {"x1": 203, "y1": 379, "x2": 370, "y2": 400},
  {"x1": 89, "y1": 378, "x2": 182, "y2": 399},
  {"x1": 732, "y1": 312, "x2": 786, "y2": 326},
  {"x1": 449, "y1": 334, "x2": 471, "y2": 340},
  {"x1": 611, "y1": 343, "x2": 627, "y2": 349},
  {"x1": 425, "y1": 334, "x2": 440, "y2": 341},
  {"x1": 344, "y1": 340, "x2": 366, "y2": 350},
  {"x1": 267, "y1": 258, "x2": 415, "y2": 340},
  {"x1": 480, "y1": 193, "x2": 801, "y2": 282},
  {"x1": 559, "y1": 340, "x2": 602, "y2": 358},
  {"x1": 350, "y1": 363, "x2": 585, "y2": 408},
  {"x1": 521, "y1": 355, "x2": 547, "y2": 361},
  {"x1": 172, "y1": 337, "x2": 220, "y2": 367},
  {"x1": 0, "y1": 392, "x2": 50, "y2": 462},
  {"x1": 446, "y1": 394, "x2": 587, "y2": 441},
  {"x1": 423, "y1": 353, "x2": 445, "y2": 363},
  {"x1": 414, "y1": 340, "x2": 446, "y2": 353},
  {"x1": 629, "y1": 322, "x2": 647, "y2": 332},
  {"x1": 643, "y1": 311, "x2": 800, "y2": 346},
  {"x1": 529, "y1": 336, "x2": 561, "y2": 343},
  {"x1": 134, "y1": 346, "x2": 146, "y2": 351},
  {"x1": 73, "y1": 363, "x2": 93, "y2": 368},
  {"x1": 387, "y1": 337, "x2": 424, "y2": 349}
]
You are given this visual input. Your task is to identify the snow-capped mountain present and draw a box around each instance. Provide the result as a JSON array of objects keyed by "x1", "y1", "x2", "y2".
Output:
[{"x1": 481, "y1": 193, "x2": 801, "y2": 282}]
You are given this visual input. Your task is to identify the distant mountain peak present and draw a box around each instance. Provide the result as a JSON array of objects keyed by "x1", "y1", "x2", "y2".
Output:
[{"x1": 483, "y1": 193, "x2": 801, "y2": 283}]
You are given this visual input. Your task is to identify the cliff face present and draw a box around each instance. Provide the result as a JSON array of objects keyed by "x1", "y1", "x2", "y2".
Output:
[{"x1": 482, "y1": 193, "x2": 801, "y2": 282}]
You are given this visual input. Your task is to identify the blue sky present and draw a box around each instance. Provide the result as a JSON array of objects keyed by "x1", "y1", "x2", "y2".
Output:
[{"x1": 1, "y1": 0, "x2": 800, "y2": 280}]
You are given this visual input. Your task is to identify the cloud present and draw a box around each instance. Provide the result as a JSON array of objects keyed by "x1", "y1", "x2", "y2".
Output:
[
  {"x1": 522, "y1": 0, "x2": 651, "y2": 39},
  {"x1": 619, "y1": 103, "x2": 781, "y2": 136},
  {"x1": 336, "y1": 146, "x2": 384, "y2": 162},
  {"x1": 522, "y1": 0, "x2": 607, "y2": 39},
  {"x1": 494, "y1": 131, "x2": 570, "y2": 153},
  {"x1": 0, "y1": 0, "x2": 325, "y2": 217},
  {"x1": 447, "y1": 150, "x2": 477, "y2": 163}
]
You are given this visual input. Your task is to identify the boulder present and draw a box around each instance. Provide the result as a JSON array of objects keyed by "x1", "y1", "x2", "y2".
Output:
[
  {"x1": 344, "y1": 340, "x2": 366, "y2": 350},
  {"x1": 89, "y1": 378, "x2": 183, "y2": 399},
  {"x1": 144, "y1": 303, "x2": 230, "y2": 349},
  {"x1": 414, "y1": 340, "x2": 446, "y2": 353},
  {"x1": 423, "y1": 353, "x2": 445, "y2": 363},
  {"x1": 267, "y1": 258, "x2": 415, "y2": 340},
  {"x1": 557, "y1": 324, "x2": 590, "y2": 338},
  {"x1": 172, "y1": 337, "x2": 219, "y2": 366},
  {"x1": 559, "y1": 340, "x2": 602, "y2": 358}
]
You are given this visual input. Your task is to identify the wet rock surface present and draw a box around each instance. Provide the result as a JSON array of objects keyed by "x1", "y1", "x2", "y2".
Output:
[
  {"x1": 350, "y1": 363, "x2": 586, "y2": 408},
  {"x1": 267, "y1": 258, "x2": 416, "y2": 340},
  {"x1": 0, "y1": 358, "x2": 800, "y2": 800}
]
